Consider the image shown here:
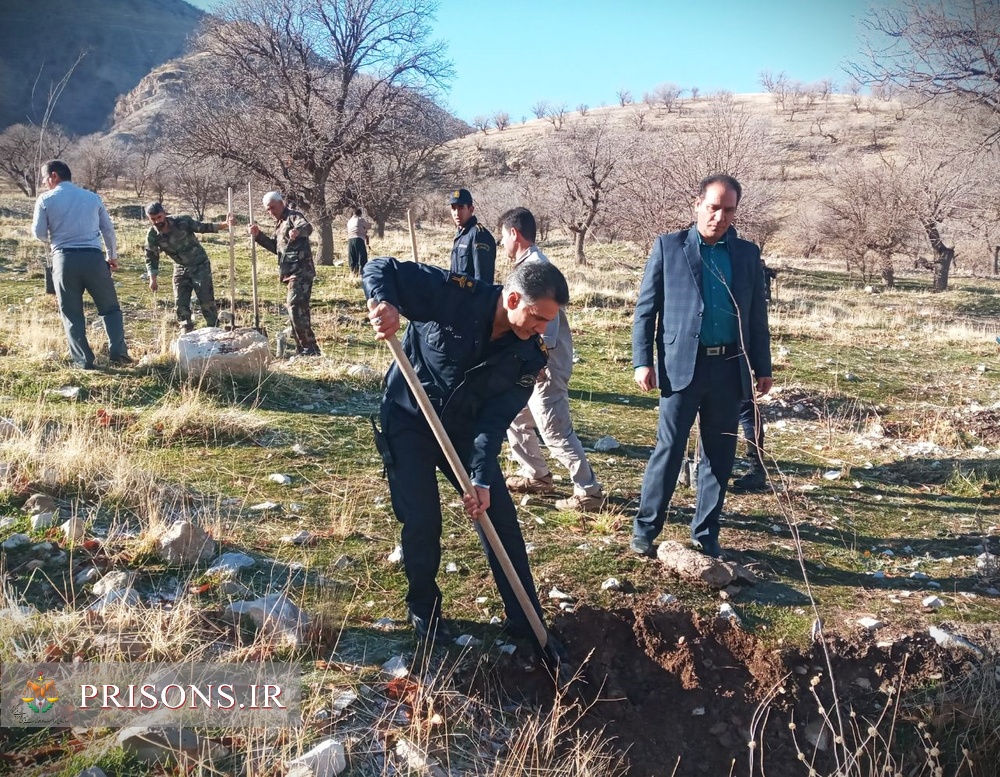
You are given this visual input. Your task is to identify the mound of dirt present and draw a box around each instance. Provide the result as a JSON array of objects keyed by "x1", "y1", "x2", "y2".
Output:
[{"x1": 476, "y1": 599, "x2": 988, "y2": 777}]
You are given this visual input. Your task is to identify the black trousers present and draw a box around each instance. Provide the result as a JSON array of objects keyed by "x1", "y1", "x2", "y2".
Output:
[
  {"x1": 348, "y1": 238, "x2": 368, "y2": 274},
  {"x1": 380, "y1": 400, "x2": 543, "y2": 628}
]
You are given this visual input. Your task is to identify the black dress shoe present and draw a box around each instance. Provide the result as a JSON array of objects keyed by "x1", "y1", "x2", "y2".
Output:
[
  {"x1": 692, "y1": 537, "x2": 725, "y2": 559},
  {"x1": 109, "y1": 355, "x2": 135, "y2": 367},
  {"x1": 408, "y1": 610, "x2": 453, "y2": 643}
]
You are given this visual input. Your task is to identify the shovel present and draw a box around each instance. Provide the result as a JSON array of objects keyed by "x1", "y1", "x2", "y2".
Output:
[
  {"x1": 226, "y1": 187, "x2": 238, "y2": 331},
  {"x1": 381, "y1": 331, "x2": 569, "y2": 677}
]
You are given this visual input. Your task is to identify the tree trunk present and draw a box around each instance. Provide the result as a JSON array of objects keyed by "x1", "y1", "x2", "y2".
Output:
[
  {"x1": 573, "y1": 229, "x2": 588, "y2": 265},
  {"x1": 992, "y1": 245, "x2": 999, "y2": 276},
  {"x1": 923, "y1": 220, "x2": 954, "y2": 293},
  {"x1": 879, "y1": 253, "x2": 895, "y2": 289},
  {"x1": 316, "y1": 212, "x2": 334, "y2": 266},
  {"x1": 376, "y1": 219, "x2": 386, "y2": 239}
]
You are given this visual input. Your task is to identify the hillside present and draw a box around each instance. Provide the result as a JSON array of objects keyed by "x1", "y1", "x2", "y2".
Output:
[{"x1": 0, "y1": 0, "x2": 203, "y2": 136}]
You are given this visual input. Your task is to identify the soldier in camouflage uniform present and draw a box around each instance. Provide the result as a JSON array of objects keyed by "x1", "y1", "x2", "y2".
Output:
[
  {"x1": 144, "y1": 202, "x2": 232, "y2": 331},
  {"x1": 250, "y1": 191, "x2": 320, "y2": 356}
]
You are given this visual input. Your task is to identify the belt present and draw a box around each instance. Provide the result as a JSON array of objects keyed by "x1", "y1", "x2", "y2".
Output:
[
  {"x1": 699, "y1": 343, "x2": 737, "y2": 356},
  {"x1": 56, "y1": 246, "x2": 101, "y2": 253}
]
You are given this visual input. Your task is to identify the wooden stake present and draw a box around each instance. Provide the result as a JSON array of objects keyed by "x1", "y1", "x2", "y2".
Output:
[
  {"x1": 406, "y1": 209, "x2": 418, "y2": 262},
  {"x1": 247, "y1": 182, "x2": 260, "y2": 331},
  {"x1": 227, "y1": 187, "x2": 236, "y2": 328}
]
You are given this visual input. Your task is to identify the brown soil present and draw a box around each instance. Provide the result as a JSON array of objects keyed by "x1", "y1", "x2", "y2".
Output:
[{"x1": 475, "y1": 598, "x2": 988, "y2": 777}]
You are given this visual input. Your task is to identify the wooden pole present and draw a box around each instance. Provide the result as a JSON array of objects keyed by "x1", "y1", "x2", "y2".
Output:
[
  {"x1": 406, "y1": 209, "x2": 418, "y2": 262},
  {"x1": 247, "y1": 182, "x2": 260, "y2": 331},
  {"x1": 227, "y1": 187, "x2": 236, "y2": 328}
]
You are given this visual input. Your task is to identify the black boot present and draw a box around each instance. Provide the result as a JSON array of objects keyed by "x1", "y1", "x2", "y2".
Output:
[{"x1": 732, "y1": 465, "x2": 767, "y2": 492}]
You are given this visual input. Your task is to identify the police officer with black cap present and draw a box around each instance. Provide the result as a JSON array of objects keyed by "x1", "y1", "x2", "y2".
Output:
[
  {"x1": 448, "y1": 188, "x2": 497, "y2": 283},
  {"x1": 364, "y1": 256, "x2": 568, "y2": 647}
]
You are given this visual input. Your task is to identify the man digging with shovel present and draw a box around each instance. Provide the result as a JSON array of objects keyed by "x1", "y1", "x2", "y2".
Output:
[{"x1": 363, "y1": 257, "x2": 570, "y2": 672}]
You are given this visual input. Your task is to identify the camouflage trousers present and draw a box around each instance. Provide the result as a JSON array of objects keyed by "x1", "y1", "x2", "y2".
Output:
[
  {"x1": 285, "y1": 271, "x2": 319, "y2": 354},
  {"x1": 173, "y1": 261, "x2": 218, "y2": 328}
]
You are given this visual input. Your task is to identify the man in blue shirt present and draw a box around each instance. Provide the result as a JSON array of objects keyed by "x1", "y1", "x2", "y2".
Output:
[
  {"x1": 630, "y1": 175, "x2": 772, "y2": 558},
  {"x1": 31, "y1": 160, "x2": 132, "y2": 369}
]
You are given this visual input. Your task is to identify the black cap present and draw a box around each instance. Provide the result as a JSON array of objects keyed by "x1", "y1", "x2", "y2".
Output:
[
  {"x1": 145, "y1": 201, "x2": 165, "y2": 216},
  {"x1": 448, "y1": 188, "x2": 473, "y2": 206}
]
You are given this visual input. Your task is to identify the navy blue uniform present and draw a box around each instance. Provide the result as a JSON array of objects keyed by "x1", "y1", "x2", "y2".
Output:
[
  {"x1": 362, "y1": 257, "x2": 547, "y2": 629},
  {"x1": 450, "y1": 216, "x2": 497, "y2": 284}
]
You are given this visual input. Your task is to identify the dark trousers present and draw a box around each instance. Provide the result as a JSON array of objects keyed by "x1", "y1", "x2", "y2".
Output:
[
  {"x1": 52, "y1": 248, "x2": 128, "y2": 368},
  {"x1": 347, "y1": 238, "x2": 368, "y2": 274},
  {"x1": 381, "y1": 401, "x2": 543, "y2": 628},
  {"x1": 739, "y1": 399, "x2": 765, "y2": 469},
  {"x1": 633, "y1": 353, "x2": 742, "y2": 545}
]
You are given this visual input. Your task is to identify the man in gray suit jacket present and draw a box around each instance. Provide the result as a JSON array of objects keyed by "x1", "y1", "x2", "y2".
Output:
[{"x1": 630, "y1": 174, "x2": 772, "y2": 558}]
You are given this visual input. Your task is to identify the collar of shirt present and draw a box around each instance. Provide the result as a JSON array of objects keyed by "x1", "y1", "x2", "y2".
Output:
[{"x1": 514, "y1": 244, "x2": 543, "y2": 265}]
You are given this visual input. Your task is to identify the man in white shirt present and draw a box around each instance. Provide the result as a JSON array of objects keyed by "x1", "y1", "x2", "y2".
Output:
[
  {"x1": 31, "y1": 159, "x2": 132, "y2": 369},
  {"x1": 346, "y1": 207, "x2": 370, "y2": 275}
]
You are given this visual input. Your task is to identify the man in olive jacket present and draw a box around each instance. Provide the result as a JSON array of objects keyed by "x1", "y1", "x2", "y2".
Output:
[{"x1": 250, "y1": 191, "x2": 319, "y2": 356}]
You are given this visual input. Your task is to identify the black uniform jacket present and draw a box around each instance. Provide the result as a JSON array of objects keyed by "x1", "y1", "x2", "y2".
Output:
[{"x1": 363, "y1": 257, "x2": 547, "y2": 486}]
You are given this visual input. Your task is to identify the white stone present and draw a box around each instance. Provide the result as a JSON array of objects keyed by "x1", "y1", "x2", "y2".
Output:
[
  {"x1": 90, "y1": 588, "x2": 141, "y2": 612},
  {"x1": 250, "y1": 501, "x2": 281, "y2": 512},
  {"x1": 454, "y1": 634, "x2": 481, "y2": 647},
  {"x1": 387, "y1": 545, "x2": 404, "y2": 564},
  {"x1": 225, "y1": 593, "x2": 311, "y2": 646},
  {"x1": 559, "y1": 602, "x2": 574, "y2": 612},
  {"x1": 927, "y1": 581, "x2": 942, "y2": 589},
  {"x1": 858, "y1": 617, "x2": 882, "y2": 630},
  {"x1": 909, "y1": 571, "x2": 929, "y2": 580},
  {"x1": 30, "y1": 511, "x2": 54, "y2": 530},
  {"x1": 173, "y1": 327, "x2": 270, "y2": 376},
  {"x1": 346, "y1": 364, "x2": 380, "y2": 380},
  {"x1": 372, "y1": 617, "x2": 395, "y2": 630},
  {"x1": 395, "y1": 737, "x2": 447, "y2": 777},
  {"x1": 593, "y1": 435, "x2": 620, "y2": 452},
  {"x1": 548, "y1": 586, "x2": 573, "y2": 600},
  {"x1": 381, "y1": 655, "x2": 409, "y2": 678},
  {"x1": 656, "y1": 593, "x2": 678, "y2": 605},
  {"x1": 206, "y1": 552, "x2": 256, "y2": 576},
  {"x1": 285, "y1": 738, "x2": 347, "y2": 777},
  {"x1": 929, "y1": 626, "x2": 984, "y2": 658},
  {"x1": 691, "y1": 707, "x2": 706, "y2": 716},
  {"x1": 76, "y1": 768, "x2": 109, "y2": 777},
  {"x1": 281, "y1": 530, "x2": 315, "y2": 546},
  {"x1": 872, "y1": 571, "x2": 885, "y2": 580},
  {"x1": 45, "y1": 386, "x2": 81, "y2": 400},
  {"x1": 718, "y1": 603, "x2": 741, "y2": 626},
  {"x1": 0, "y1": 516, "x2": 15, "y2": 529},
  {"x1": 93, "y1": 571, "x2": 133, "y2": 597},
  {"x1": 61, "y1": 517, "x2": 86, "y2": 542},
  {"x1": 74, "y1": 567, "x2": 99, "y2": 584},
  {"x1": 291, "y1": 443, "x2": 310, "y2": 455},
  {"x1": 2, "y1": 533, "x2": 30, "y2": 549},
  {"x1": 118, "y1": 726, "x2": 228, "y2": 765},
  {"x1": 268, "y1": 473, "x2": 293, "y2": 486},
  {"x1": 823, "y1": 470, "x2": 842, "y2": 480},
  {"x1": 445, "y1": 561, "x2": 459, "y2": 573},
  {"x1": 922, "y1": 595, "x2": 944, "y2": 609},
  {"x1": 600, "y1": 577, "x2": 622, "y2": 591},
  {"x1": 156, "y1": 521, "x2": 216, "y2": 565},
  {"x1": 24, "y1": 494, "x2": 57, "y2": 514}
]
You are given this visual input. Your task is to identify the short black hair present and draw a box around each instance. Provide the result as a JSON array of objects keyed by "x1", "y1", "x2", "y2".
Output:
[
  {"x1": 353, "y1": 207, "x2": 363, "y2": 216},
  {"x1": 145, "y1": 201, "x2": 165, "y2": 216},
  {"x1": 498, "y1": 207, "x2": 537, "y2": 243},
  {"x1": 698, "y1": 174, "x2": 742, "y2": 205},
  {"x1": 42, "y1": 159, "x2": 71, "y2": 182},
  {"x1": 504, "y1": 258, "x2": 569, "y2": 306}
]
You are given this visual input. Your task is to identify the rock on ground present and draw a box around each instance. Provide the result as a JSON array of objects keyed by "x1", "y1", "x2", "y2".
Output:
[
  {"x1": 155, "y1": 520, "x2": 217, "y2": 565},
  {"x1": 117, "y1": 726, "x2": 228, "y2": 765},
  {"x1": 656, "y1": 541, "x2": 757, "y2": 589},
  {"x1": 285, "y1": 738, "x2": 347, "y2": 777},
  {"x1": 173, "y1": 327, "x2": 270, "y2": 376},
  {"x1": 225, "y1": 593, "x2": 311, "y2": 646}
]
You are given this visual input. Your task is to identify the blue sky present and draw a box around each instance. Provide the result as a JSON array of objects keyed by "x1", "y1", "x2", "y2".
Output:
[{"x1": 190, "y1": 0, "x2": 876, "y2": 123}]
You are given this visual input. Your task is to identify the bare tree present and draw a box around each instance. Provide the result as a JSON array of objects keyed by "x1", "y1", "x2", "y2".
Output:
[
  {"x1": 492, "y1": 110, "x2": 510, "y2": 131},
  {"x1": 533, "y1": 118, "x2": 637, "y2": 264},
  {"x1": 844, "y1": 77, "x2": 865, "y2": 112},
  {"x1": 0, "y1": 123, "x2": 72, "y2": 197},
  {"x1": 852, "y1": 0, "x2": 1000, "y2": 144},
  {"x1": 472, "y1": 115, "x2": 491, "y2": 134},
  {"x1": 67, "y1": 134, "x2": 127, "y2": 193},
  {"x1": 576, "y1": 103, "x2": 589, "y2": 116},
  {"x1": 121, "y1": 135, "x2": 170, "y2": 200},
  {"x1": 648, "y1": 82, "x2": 683, "y2": 113},
  {"x1": 817, "y1": 157, "x2": 914, "y2": 287},
  {"x1": 169, "y1": 156, "x2": 235, "y2": 220},
  {"x1": 531, "y1": 100, "x2": 550, "y2": 120},
  {"x1": 546, "y1": 103, "x2": 568, "y2": 130},
  {"x1": 690, "y1": 86, "x2": 700, "y2": 101},
  {"x1": 629, "y1": 105, "x2": 649, "y2": 131},
  {"x1": 616, "y1": 88, "x2": 633, "y2": 107},
  {"x1": 173, "y1": 0, "x2": 451, "y2": 264}
]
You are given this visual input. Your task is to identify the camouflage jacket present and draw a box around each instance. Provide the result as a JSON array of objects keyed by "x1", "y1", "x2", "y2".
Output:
[
  {"x1": 254, "y1": 206, "x2": 313, "y2": 277},
  {"x1": 145, "y1": 216, "x2": 219, "y2": 275}
]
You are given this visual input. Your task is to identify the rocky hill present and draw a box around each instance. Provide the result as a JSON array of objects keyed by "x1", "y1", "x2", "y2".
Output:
[{"x1": 0, "y1": 0, "x2": 203, "y2": 136}]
